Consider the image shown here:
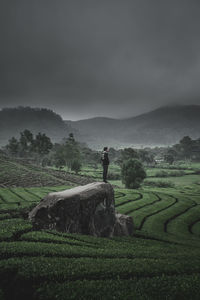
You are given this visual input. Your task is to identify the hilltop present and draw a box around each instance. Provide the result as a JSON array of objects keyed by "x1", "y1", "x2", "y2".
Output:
[
  {"x1": 0, "y1": 107, "x2": 74, "y2": 147},
  {"x1": 1, "y1": 105, "x2": 200, "y2": 149},
  {"x1": 65, "y1": 105, "x2": 200, "y2": 148}
]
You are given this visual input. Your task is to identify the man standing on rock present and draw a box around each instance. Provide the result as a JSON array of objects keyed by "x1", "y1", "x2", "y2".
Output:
[{"x1": 101, "y1": 147, "x2": 109, "y2": 183}]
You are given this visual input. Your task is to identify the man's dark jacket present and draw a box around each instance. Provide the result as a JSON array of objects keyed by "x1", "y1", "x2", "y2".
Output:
[{"x1": 101, "y1": 151, "x2": 109, "y2": 165}]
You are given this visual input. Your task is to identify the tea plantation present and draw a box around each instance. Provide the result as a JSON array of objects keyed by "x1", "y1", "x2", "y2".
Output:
[{"x1": 0, "y1": 157, "x2": 200, "y2": 299}]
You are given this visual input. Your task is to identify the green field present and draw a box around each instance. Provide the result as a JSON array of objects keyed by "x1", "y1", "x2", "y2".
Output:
[{"x1": 0, "y1": 158, "x2": 200, "y2": 299}]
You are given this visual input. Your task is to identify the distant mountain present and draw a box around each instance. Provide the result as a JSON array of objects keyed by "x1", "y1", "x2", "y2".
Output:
[
  {"x1": 0, "y1": 107, "x2": 73, "y2": 146},
  {"x1": 65, "y1": 105, "x2": 200, "y2": 148}
]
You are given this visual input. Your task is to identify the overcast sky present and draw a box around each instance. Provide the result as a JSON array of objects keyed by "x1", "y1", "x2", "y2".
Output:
[{"x1": 1, "y1": 0, "x2": 200, "y2": 120}]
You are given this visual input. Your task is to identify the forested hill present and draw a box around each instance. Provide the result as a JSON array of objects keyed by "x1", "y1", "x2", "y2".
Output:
[
  {"x1": 0, "y1": 107, "x2": 73, "y2": 146},
  {"x1": 65, "y1": 105, "x2": 200, "y2": 148}
]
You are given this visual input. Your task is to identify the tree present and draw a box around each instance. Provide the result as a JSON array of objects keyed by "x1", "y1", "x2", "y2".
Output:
[
  {"x1": 164, "y1": 148, "x2": 177, "y2": 164},
  {"x1": 55, "y1": 157, "x2": 66, "y2": 169},
  {"x1": 33, "y1": 133, "x2": 53, "y2": 155},
  {"x1": 121, "y1": 159, "x2": 146, "y2": 189},
  {"x1": 54, "y1": 139, "x2": 81, "y2": 170},
  {"x1": 6, "y1": 137, "x2": 19, "y2": 156},
  {"x1": 71, "y1": 159, "x2": 82, "y2": 174},
  {"x1": 64, "y1": 142, "x2": 80, "y2": 169},
  {"x1": 53, "y1": 146, "x2": 66, "y2": 169},
  {"x1": 121, "y1": 148, "x2": 139, "y2": 161},
  {"x1": 19, "y1": 129, "x2": 34, "y2": 154},
  {"x1": 138, "y1": 149, "x2": 155, "y2": 166},
  {"x1": 164, "y1": 154, "x2": 174, "y2": 165},
  {"x1": 117, "y1": 148, "x2": 139, "y2": 166},
  {"x1": 179, "y1": 136, "x2": 194, "y2": 160}
]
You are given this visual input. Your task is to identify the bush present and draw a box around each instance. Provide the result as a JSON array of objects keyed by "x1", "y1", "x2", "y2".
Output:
[{"x1": 121, "y1": 159, "x2": 146, "y2": 189}]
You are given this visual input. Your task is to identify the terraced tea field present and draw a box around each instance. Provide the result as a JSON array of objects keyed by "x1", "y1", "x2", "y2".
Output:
[
  {"x1": 0, "y1": 152, "x2": 200, "y2": 299},
  {"x1": 0, "y1": 154, "x2": 94, "y2": 187},
  {"x1": 0, "y1": 180, "x2": 200, "y2": 299}
]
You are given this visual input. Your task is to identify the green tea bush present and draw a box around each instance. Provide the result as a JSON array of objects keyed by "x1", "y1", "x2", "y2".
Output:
[
  {"x1": 34, "y1": 274, "x2": 200, "y2": 300},
  {"x1": 1, "y1": 256, "x2": 200, "y2": 286},
  {"x1": 107, "y1": 172, "x2": 121, "y2": 180},
  {"x1": 155, "y1": 170, "x2": 185, "y2": 178},
  {"x1": 0, "y1": 213, "x2": 11, "y2": 220},
  {"x1": 169, "y1": 170, "x2": 185, "y2": 177},
  {"x1": 155, "y1": 170, "x2": 169, "y2": 177},
  {"x1": 0, "y1": 218, "x2": 32, "y2": 241},
  {"x1": 144, "y1": 180, "x2": 175, "y2": 188}
]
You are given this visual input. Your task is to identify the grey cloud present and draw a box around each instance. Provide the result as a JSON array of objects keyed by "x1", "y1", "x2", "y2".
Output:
[{"x1": 0, "y1": 0, "x2": 200, "y2": 120}]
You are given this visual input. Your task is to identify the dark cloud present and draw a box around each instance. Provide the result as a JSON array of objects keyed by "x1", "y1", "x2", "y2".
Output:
[{"x1": 0, "y1": 0, "x2": 200, "y2": 120}]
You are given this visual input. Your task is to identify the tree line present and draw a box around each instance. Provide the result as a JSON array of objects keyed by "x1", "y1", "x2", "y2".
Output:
[{"x1": 3, "y1": 131, "x2": 200, "y2": 188}]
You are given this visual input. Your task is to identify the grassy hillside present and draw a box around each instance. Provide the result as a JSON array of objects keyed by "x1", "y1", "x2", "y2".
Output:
[{"x1": 0, "y1": 158, "x2": 200, "y2": 299}]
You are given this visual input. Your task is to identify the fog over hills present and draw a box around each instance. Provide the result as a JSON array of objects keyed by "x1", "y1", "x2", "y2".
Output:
[
  {"x1": 65, "y1": 105, "x2": 200, "y2": 149},
  {"x1": 0, "y1": 105, "x2": 199, "y2": 149},
  {"x1": 0, "y1": 107, "x2": 72, "y2": 147}
]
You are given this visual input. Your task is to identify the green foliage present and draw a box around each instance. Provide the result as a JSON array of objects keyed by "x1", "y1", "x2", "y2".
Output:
[
  {"x1": 54, "y1": 155, "x2": 66, "y2": 169},
  {"x1": 0, "y1": 106, "x2": 70, "y2": 149},
  {"x1": 71, "y1": 159, "x2": 82, "y2": 174},
  {"x1": 34, "y1": 275, "x2": 200, "y2": 300},
  {"x1": 144, "y1": 180, "x2": 175, "y2": 188},
  {"x1": 0, "y1": 213, "x2": 11, "y2": 220},
  {"x1": 5, "y1": 137, "x2": 19, "y2": 156},
  {"x1": 119, "y1": 148, "x2": 139, "y2": 165},
  {"x1": 121, "y1": 159, "x2": 146, "y2": 188},
  {"x1": 0, "y1": 218, "x2": 32, "y2": 241},
  {"x1": 19, "y1": 129, "x2": 34, "y2": 152},
  {"x1": 0, "y1": 159, "x2": 65, "y2": 187},
  {"x1": 154, "y1": 170, "x2": 185, "y2": 177},
  {"x1": 138, "y1": 149, "x2": 155, "y2": 165},
  {"x1": 5, "y1": 129, "x2": 53, "y2": 158},
  {"x1": 54, "y1": 138, "x2": 82, "y2": 170},
  {"x1": 164, "y1": 153, "x2": 174, "y2": 164},
  {"x1": 0, "y1": 161, "x2": 200, "y2": 299},
  {"x1": 154, "y1": 170, "x2": 170, "y2": 177},
  {"x1": 32, "y1": 132, "x2": 53, "y2": 155},
  {"x1": 173, "y1": 136, "x2": 200, "y2": 161},
  {"x1": 107, "y1": 172, "x2": 121, "y2": 180}
]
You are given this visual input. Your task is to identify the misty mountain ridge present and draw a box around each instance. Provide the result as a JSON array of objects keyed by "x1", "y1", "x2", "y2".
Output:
[
  {"x1": 65, "y1": 105, "x2": 200, "y2": 149},
  {"x1": 0, "y1": 105, "x2": 199, "y2": 149},
  {"x1": 0, "y1": 107, "x2": 72, "y2": 146}
]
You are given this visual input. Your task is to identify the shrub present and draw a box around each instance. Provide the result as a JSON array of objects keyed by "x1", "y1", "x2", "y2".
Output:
[{"x1": 121, "y1": 159, "x2": 146, "y2": 189}]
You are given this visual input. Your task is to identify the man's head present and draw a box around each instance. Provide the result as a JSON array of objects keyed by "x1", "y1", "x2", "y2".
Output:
[{"x1": 103, "y1": 147, "x2": 108, "y2": 152}]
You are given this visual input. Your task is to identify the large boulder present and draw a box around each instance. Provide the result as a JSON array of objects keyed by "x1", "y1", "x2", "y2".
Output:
[{"x1": 29, "y1": 182, "x2": 134, "y2": 237}]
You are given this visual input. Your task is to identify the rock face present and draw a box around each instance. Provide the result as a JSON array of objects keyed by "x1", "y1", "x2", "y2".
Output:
[
  {"x1": 114, "y1": 214, "x2": 134, "y2": 236},
  {"x1": 29, "y1": 182, "x2": 134, "y2": 237}
]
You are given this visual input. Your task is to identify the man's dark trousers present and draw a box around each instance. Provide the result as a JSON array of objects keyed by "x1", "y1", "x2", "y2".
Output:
[{"x1": 103, "y1": 165, "x2": 108, "y2": 182}]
